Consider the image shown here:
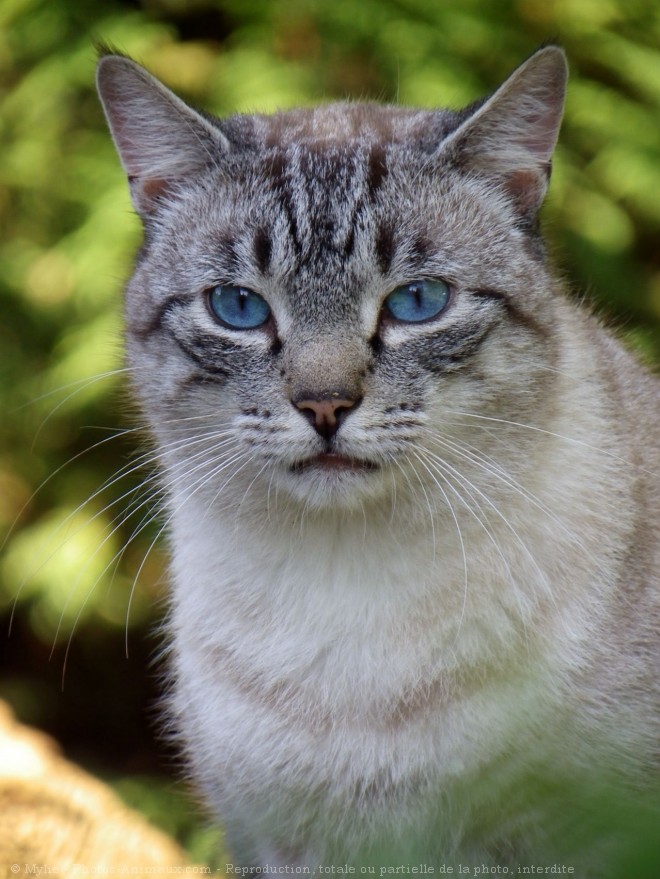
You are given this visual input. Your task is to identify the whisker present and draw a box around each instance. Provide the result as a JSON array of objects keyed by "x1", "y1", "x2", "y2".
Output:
[
  {"x1": 388, "y1": 462, "x2": 398, "y2": 525},
  {"x1": 236, "y1": 461, "x2": 273, "y2": 516},
  {"x1": 414, "y1": 448, "x2": 532, "y2": 639},
  {"x1": 14, "y1": 366, "x2": 133, "y2": 414},
  {"x1": 426, "y1": 431, "x2": 600, "y2": 568},
  {"x1": 122, "y1": 447, "x2": 257, "y2": 657},
  {"x1": 10, "y1": 429, "x2": 239, "y2": 636},
  {"x1": 410, "y1": 450, "x2": 469, "y2": 646},
  {"x1": 414, "y1": 447, "x2": 515, "y2": 584},
  {"x1": 2, "y1": 423, "x2": 145, "y2": 557},
  {"x1": 60, "y1": 440, "x2": 250, "y2": 679},
  {"x1": 29, "y1": 368, "x2": 133, "y2": 450},
  {"x1": 418, "y1": 447, "x2": 554, "y2": 604},
  {"x1": 406, "y1": 454, "x2": 438, "y2": 561},
  {"x1": 51, "y1": 433, "x2": 241, "y2": 668},
  {"x1": 442, "y1": 409, "x2": 650, "y2": 475},
  {"x1": 4, "y1": 409, "x2": 237, "y2": 555}
]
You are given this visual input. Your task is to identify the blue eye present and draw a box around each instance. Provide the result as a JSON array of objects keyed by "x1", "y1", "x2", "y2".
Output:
[
  {"x1": 384, "y1": 280, "x2": 451, "y2": 323},
  {"x1": 209, "y1": 285, "x2": 271, "y2": 330}
]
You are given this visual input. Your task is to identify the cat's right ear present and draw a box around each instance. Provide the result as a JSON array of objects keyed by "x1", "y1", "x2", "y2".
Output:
[
  {"x1": 437, "y1": 46, "x2": 568, "y2": 219},
  {"x1": 96, "y1": 54, "x2": 230, "y2": 218}
]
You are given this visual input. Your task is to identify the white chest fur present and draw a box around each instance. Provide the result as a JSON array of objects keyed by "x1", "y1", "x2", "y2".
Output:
[{"x1": 166, "y1": 485, "x2": 602, "y2": 866}]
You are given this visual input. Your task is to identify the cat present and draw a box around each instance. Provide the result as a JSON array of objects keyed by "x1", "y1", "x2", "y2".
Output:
[{"x1": 96, "y1": 46, "x2": 659, "y2": 873}]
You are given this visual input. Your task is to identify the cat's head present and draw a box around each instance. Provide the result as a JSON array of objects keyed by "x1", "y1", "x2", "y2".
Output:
[{"x1": 97, "y1": 47, "x2": 567, "y2": 513}]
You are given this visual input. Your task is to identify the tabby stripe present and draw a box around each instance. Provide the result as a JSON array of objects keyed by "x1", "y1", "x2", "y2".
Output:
[
  {"x1": 280, "y1": 189, "x2": 303, "y2": 256},
  {"x1": 253, "y1": 227, "x2": 272, "y2": 274},
  {"x1": 130, "y1": 293, "x2": 193, "y2": 341},
  {"x1": 376, "y1": 223, "x2": 396, "y2": 273},
  {"x1": 216, "y1": 233, "x2": 240, "y2": 275},
  {"x1": 366, "y1": 144, "x2": 388, "y2": 200},
  {"x1": 334, "y1": 198, "x2": 362, "y2": 258},
  {"x1": 419, "y1": 322, "x2": 495, "y2": 374},
  {"x1": 473, "y1": 288, "x2": 549, "y2": 339},
  {"x1": 267, "y1": 151, "x2": 303, "y2": 256},
  {"x1": 175, "y1": 372, "x2": 228, "y2": 393},
  {"x1": 169, "y1": 333, "x2": 231, "y2": 378},
  {"x1": 343, "y1": 222, "x2": 356, "y2": 259}
]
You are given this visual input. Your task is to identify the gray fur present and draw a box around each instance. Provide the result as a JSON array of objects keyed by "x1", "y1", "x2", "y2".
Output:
[{"x1": 97, "y1": 47, "x2": 659, "y2": 872}]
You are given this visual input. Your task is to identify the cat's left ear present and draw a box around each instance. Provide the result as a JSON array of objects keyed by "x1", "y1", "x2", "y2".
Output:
[
  {"x1": 96, "y1": 53, "x2": 230, "y2": 217},
  {"x1": 439, "y1": 46, "x2": 568, "y2": 217}
]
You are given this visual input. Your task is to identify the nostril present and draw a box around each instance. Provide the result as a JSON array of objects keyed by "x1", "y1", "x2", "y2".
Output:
[{"x1": 293, "y1": 394, "x2": 361, "y2": 440}]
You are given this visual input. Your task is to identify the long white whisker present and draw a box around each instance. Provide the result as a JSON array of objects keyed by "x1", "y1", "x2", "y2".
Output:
[
  {"x1": 29, "y1": 369, "x2": 133, "y2": 449},
  {"x1": 415, "y1": 448, "x2": 515, "y2": 585},
  {"x1": 55, "y1": 436, "x2": 243, "y2": 673},
  {"x1": 11, "y1": 430, "x2": 239, "y2": 635},
  {"x1": 235, "y1": 460, "x2": 272, "y2": 517},
  {"x1": 410, "y1": 450, "x2": 468, "y2": 645},
  {"x1": 415, "y1": 448, "x2": 534, "y2": 644},
  {"x1": 420, "y1": 447, "x2": 554, "y2": 604},
  {"x1": 442, "y1": 409, "x2": 650, "y2": 475},
  {"x1": 426, "y1": 431, "x2": 600, "y2": 569},
  {"x1": 5, "y1": 410, "x2": 238, "y2": 555},
  {"x1": 406, "y1": 454, "x2": 437, "y2": 560},
  {"x1": 60, "y1": 440, "x2": 251, "y2": 679},
  {"x1": 14, "y1": 367, "x2": 133, "y2": 414},
  {"x1": 122, "y1": 446, "x2": 256, "y2": 657},
  {"x1": 2, "y1": 423, "x2": 147, "y2": 558}
]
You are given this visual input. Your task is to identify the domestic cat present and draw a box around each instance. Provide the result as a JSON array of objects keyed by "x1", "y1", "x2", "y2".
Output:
[{"x1": 96, "y1": 46, "x2": 659, "y2": 872}]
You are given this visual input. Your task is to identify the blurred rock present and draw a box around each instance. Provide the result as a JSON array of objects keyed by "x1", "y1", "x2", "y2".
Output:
[{"x1": 0, "y1": 700, "x2": 193, "y2": 877}]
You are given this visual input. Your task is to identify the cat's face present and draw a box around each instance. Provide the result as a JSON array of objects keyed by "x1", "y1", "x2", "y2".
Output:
[{"x1": 98, "y1": 49, "x2": 567, "y2": 512}]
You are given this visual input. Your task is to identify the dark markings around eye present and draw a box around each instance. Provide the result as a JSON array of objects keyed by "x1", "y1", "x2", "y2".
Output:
[
  {"x1": 472, "y1": 287, "x2": 549, "y2": 339},
  {"x1": 472, "y1": 288, "x2": 507, "y2": 302},
  {"x1": 130, "y1": 293, "x2": 194, "y2": 341},
  {"x1": 169, "y1": 328, "x2": 256, "y2": 379},
  {"x1": 418, "y1": 321, "x2": 496, "y2": 374},
  {"x1": 170, "y1": 333, "x2": 231, "y2": 377},
  {"x1": 174, "y1": 372, "x2": 228, "y2": 395}
]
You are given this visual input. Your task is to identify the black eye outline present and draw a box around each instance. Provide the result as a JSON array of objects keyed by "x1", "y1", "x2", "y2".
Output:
[
  {"x1": 207, "y1": 285, "x2": 272, "y2": 330},
  {"x1": 382, "y1": 279, "x2": 452, "y2": 324}
]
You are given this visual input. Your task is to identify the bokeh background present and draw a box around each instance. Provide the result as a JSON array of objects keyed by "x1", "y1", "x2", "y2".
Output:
[{"x1": 1, "y1": 0, "x2": 659, "y2": 868}]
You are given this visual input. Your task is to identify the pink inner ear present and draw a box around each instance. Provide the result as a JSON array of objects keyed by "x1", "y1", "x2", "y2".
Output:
[
  {"x1": 129, "y1": 176, "x2": 172, "y2": 215},
  {"x1": 140, "y1": 177, "x2": 170, "y2": 200},
  {"x1": 519, "y1": 109, "x2": 563, "y2": 163},
  {"x1": 504, "y1": 168, "x2": 549, "y2": 215}
]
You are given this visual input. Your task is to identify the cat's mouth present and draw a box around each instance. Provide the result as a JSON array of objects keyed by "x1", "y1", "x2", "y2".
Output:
[{"x1": 291, "y1": 452, "x2": 379, "y2": 474}]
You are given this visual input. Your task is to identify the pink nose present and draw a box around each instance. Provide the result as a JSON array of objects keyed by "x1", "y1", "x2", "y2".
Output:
[{"x1": 294, "y1": 394, "x2": 359, "y2": 440}]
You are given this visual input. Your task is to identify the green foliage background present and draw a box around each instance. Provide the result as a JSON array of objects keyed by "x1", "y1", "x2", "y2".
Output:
[{"x1": 1, "y1": 0, "x2": 659, "y2": 869}]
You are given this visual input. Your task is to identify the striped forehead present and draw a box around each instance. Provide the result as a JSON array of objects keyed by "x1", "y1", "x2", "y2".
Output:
[
  {"x1": 258, "y1": 141, "x2": 387, "y2": 264},
  {"x1": 212, "y1": 103, "x2": 462, "y2": 294}
]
